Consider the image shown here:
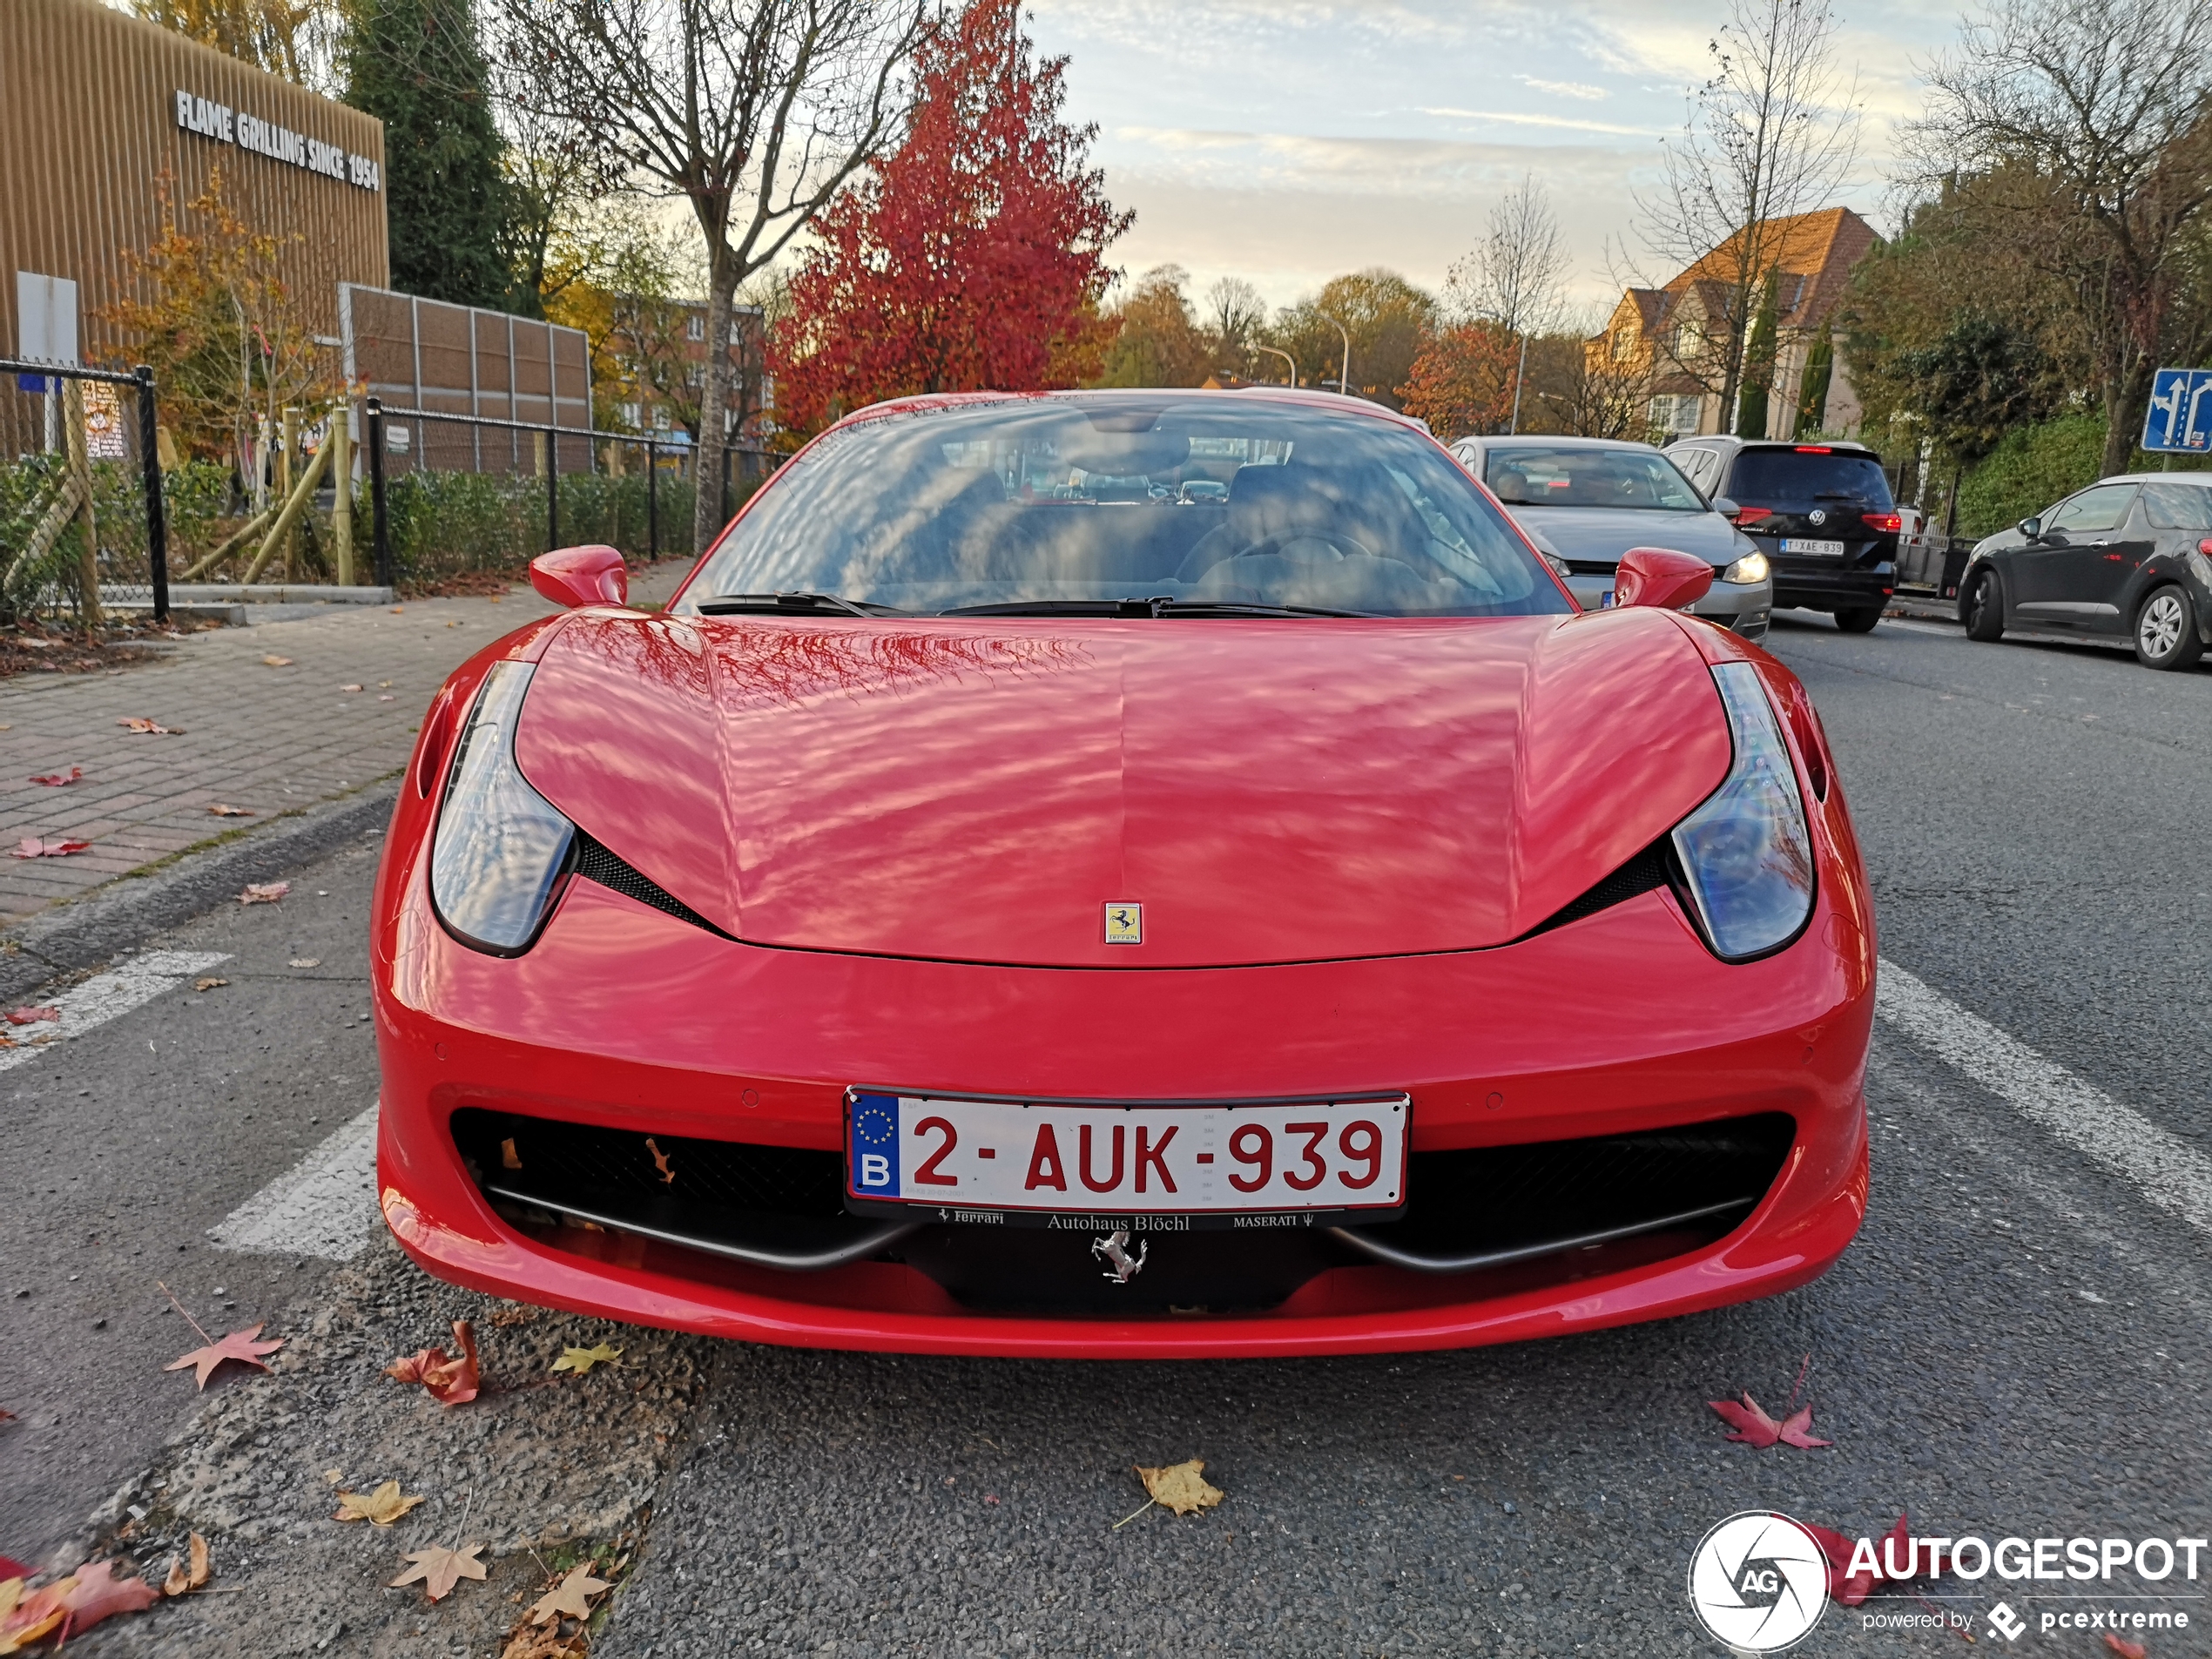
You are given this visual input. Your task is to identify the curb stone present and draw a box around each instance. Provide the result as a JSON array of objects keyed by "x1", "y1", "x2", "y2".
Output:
[{"x1": 0, "y1": 779, "x2": 400, "y2": 1002}]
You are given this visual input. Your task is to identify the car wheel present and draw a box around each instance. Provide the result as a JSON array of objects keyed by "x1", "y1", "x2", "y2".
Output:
[
  {"x1": 1833, "y1": 605, "x2": 1881, "y2": 634},
  {"x1": 2134, "y1": 583, "x2": 2206, "y2": 671},
  {"x1": 1961, "y1": 569, "x2": 2006, "y2": 641}
]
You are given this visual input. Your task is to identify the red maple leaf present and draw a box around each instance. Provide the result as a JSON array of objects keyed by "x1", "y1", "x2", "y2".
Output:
[
  {"x1": 386, "y1": 1319, "x2": 480, "y2": 1406},
  {"x1": 1777, "y1": 1406, "x2": 1832, "y2": 1448},
  {"x1": 1801, "y1": 1513, "x2": 1917, "y2": 1607},
  {"x1": 771, "y1": 0, "x2": 1130, "y2": 436},
  {"x1": 55, "y1": 1560, "x2": 161, "y2": 1636},
  {"x1": 165, "y1": 1325, "x2": 284, "y2": 1389},
  {"x1": 29, "y1": 767, "x2": 83, "y2": 786},
  {"x1": 5, "y1": 1007, "x2": 58, "y2": 1025},
  {"x1": 2107, "y1": 1636, "x2": 2148, "y2": 1658},
  {"x1": 12, "y1": 838, "x2": 91, "y2": 859},
  {"x1": 1709, "y1": 1392, "x2": 1783, "y2": 1447}
]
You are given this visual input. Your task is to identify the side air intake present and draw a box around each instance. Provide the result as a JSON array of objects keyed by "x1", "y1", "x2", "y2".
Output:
[{"x1": 570, "y1": 832, "x2": 732, "y2": 938}]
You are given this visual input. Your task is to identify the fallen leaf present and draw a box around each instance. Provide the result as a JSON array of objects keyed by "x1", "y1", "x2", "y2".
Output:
[
  {"x1": 1709, "y1": 1393, "x2": 1784, "y2": 1448},
  {"x1": 0, "y1": 1575, "x2": 73, "y2": 1649},
  {"x1": 117, "y1": 717, "x2": 181, "y2": 734},
  {"x1": 4, "y1": 1008, "x2": 58, "y2": 1026},
  {"x1": 1801, "y1": 1512, "x2": 1912, "y2": 1607},
  {"x1": 500, "y1": 1626, "x2": 583, "y2": 1659},
  {"x1": 288, "y1": 958, "x2": 320, "y2": 968},
  {"x1": 12, "y1": 838, "x2": 91, "y2": 860},
  {"x1": 29, "y1": 768, "x2": 82, "y2": 786},
  {"x1": 207, "y1": 804, "x2": 254, "y2": 817},
  {"x1": 1134, "y1": 1459, "x2": 1224, "y2": 1517},
  {"x1": 380, "y1": 680, "x2": 393, "y2": 688},
  {"x1": 390, "y1": 1542, "x2": 487, "y2": 1602},
  {"x1": 261, "y1": 655, "x2": 293, "y2": 667},
  {"x1": 386, "y1": 1319, "x2": 480, "y2": 1406},
  {"x1": 2107, "y1": 1636, "x2": 2148, "y2": 1659},
  {"x1": 551, "y1": 1343, "x2": 623, "y2": 1376},
  {"x1": 194, "y1": 977, "x2": 227, "y2": 992},
  {"x1": 529, "y1": 1563, "x2": 612, "y2": 1624},
  {"x1": 378, "y1": 694, "x2": 395, "y2": 700},
  {"x1": 165, "y1": 1324, "x2": 284, "y2": 1389},
  {"x1": 340, "y1": 683, "x2": 362, "y2": 691},
  {"x1": 238, "y1": 881, "x2": 290, "y2": 904},
  {"x1": 334, "y1": 1480, "x2": 427, "y2": 1526},
  {"x1": 53, "y1": 1560, "x2": 161, "y2": 1637},
  {"x1": 489, "y1": 1303, "x2": 539, "y2": 1327},
  {"x1": 1777, "y1": 1405, "x2": 1832, "y2": 1449},
  {"x1": 162, "y1": 1532, "x2": 211, "y2": 1596},
  {"x1": 645, "y1": 1136, "x2": 675, "y2": 1184}
]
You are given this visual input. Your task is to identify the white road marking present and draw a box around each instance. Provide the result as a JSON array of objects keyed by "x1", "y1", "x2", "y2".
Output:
[
  {"x1": 1877, "y1": 959, "x2": 2212, "y2": 1237},
  {"x1": 0, "y1": 949, "x2": 232, "y2": 1071},
  {"x1": 211, "y1": 1102, "x2": 383, "y2": 1261}
]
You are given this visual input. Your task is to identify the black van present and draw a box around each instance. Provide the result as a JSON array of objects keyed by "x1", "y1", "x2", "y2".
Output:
[{"x1": 1665, "y1": 437, "x2": 1898, "y2": 632}]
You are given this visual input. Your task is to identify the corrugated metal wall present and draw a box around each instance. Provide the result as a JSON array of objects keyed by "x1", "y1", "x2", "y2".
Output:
[{"x1": 0, "y1": 0, "x2": 387, "y2": 374}]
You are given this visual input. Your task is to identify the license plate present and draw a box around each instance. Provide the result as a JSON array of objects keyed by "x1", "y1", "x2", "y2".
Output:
[
  {"x1": 1780, "y1": 537, "x2": 1846, "y2": 556},
  {"x1": 845, "y1": 1090, "x2": 1408, "y2": 1217}
]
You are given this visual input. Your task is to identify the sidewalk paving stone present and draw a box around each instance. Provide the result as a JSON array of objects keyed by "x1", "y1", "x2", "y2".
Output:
[{"x1": 0, "y1": 561, "x2": 691, "y2": 927}]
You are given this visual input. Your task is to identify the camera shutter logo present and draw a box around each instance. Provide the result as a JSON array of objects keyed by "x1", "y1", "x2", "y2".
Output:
[{"x1": 1687, "y1": 1512, "x2": 1830, "y2": 1651}]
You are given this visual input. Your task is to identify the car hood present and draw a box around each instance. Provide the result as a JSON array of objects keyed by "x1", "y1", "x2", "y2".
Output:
[
  {"x1": 1502, "y1": 506, "x2": 1747, "y2": 568},
  {"x1": 514, "y1": 610, "x2": 1731, "y2": 968}
]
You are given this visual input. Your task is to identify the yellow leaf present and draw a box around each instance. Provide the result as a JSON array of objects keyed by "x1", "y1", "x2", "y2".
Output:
[
  {"x1": 551, "y1": 1343, "x2": 623, "y2": 1376},
  {"x1": 162, "y1": 1532, "x2": 210, "y2": 1595},
  {"x1": 390, "y1": 1541, "x2": 486, "y2": 1602},
  {"x1": 1135, "y1": 1459, "x2": 1224, "y2": 1517},
  {"x1": 334, "y1": 1480, "x2": 428, "y2": 1526}
]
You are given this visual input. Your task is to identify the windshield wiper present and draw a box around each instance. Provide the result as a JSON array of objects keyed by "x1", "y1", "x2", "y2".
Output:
[
  {"x1": 692, "y1": 591, "x2": 898, "y2": 617},
  {"x1": 941, "y1": 597, "x2": 1370, "y2": 619}
]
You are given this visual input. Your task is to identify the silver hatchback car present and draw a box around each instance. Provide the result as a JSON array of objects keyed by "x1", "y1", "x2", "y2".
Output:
[{"x1": 1450, "y1": 435, "x2": 1773, "y2": 640}]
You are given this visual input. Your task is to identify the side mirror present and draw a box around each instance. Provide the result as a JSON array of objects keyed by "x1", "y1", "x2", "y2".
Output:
[
  {"x1": 1615, "y1": 547, "x2": 1715, "y2": 612},
  {"x1": 2016, "y1": 517, "x2": 2041, "y2": 542},
  {"x1": 1710, "y1": 496, "x2": 1740, "y2": 518},
  {"x1": 529, "y1": 544, "x2": 628, "y2": 608}
]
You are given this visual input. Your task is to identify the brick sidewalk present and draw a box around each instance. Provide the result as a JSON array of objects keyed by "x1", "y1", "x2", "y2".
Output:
[{"x1": 0, "y1": 561, "x2": 692, "y2": 927}]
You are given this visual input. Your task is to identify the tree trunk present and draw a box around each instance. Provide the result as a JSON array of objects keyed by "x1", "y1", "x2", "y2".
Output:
[
  {"x1": 692, "y1": 259, "x2": 738, "y2": 556},
  {"x1": 2103, "y1": 357, "x2": 2154, "y2": 480}
]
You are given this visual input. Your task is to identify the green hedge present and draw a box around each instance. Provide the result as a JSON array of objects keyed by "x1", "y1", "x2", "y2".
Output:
[
  {"x1": 376, "y1": 469, "x2": 707, "y2": 584},
  {"x1": 1955, "y1": 413, "x2": 2210, "y2": 540}
]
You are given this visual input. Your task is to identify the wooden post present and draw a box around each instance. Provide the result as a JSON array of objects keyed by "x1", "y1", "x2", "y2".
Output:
[
  {"x1": 63, "y1": 381, "x2": 103, "y2": 630},
  {"x1": 280, "y1": 407, "x2": 298, "y2": 582},
  {"x1": 331, "y1": 402, "x2": 354, "y2": 587}
]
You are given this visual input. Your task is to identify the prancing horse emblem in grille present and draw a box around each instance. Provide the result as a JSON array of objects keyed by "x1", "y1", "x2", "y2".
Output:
[{"x1": 1093, "y1": 1229, "x2": 1147, "y2": 1283}]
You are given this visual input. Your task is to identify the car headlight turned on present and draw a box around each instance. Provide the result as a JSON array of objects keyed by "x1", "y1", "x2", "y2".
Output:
[
  {"x1": 1722, "y1": 551, "x2": 1770, "y2": 585},
  {"x1": 430, "y1": 661, "x2": 576, "y2": 954},
  {"x1": 1670, "y1": 663, "x2": 1813, "y2": 961}
]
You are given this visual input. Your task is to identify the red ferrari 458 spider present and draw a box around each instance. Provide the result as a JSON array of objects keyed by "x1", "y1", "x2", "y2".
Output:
[{"x1": 372, "y1": 388, "x2": 1873, "y2": 1358}]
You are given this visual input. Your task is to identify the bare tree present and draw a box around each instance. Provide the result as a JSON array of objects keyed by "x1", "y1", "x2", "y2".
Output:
[
  {"x1": 1630, "y1": 0, "x2": 1860, "y2": 432},
  {"x1": 491, "y1": 0, "x2": 927, "y2": 552},
  {"x1": 1204, "y1": 277, "x2": 1267, "y2": 371},
  {"x1": 1447, "y1": 172, "x2": 1570, "y2": 338},
  {"x1": 1533, "y1": 310, "x2": 1658, "y2": 440},
  {"x1": 1909, "y1": 0, "x2": 2212, "y2": 476}
]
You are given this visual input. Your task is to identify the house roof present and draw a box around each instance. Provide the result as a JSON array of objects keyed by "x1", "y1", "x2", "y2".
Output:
[{"x1": 1662, "y1": 207, "x2": 1876, "y2": 330}]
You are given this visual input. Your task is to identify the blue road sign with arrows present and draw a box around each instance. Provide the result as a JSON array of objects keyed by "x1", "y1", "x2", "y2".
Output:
[{"x1": 2143, "y1": 368, "x2": 2212, "y2": 453}]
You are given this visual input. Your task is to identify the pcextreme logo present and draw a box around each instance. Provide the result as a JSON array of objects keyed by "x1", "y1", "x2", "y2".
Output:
[{"x1": 1689, "y1": 1512, "x2": 1831, "y2": 1651}]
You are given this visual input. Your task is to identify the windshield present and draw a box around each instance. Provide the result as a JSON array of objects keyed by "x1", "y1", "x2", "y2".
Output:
[
  {"x1": 1730, "y1": 448, "x2": 1894, "y2": 507},
  {"x1": 677, "y1": 397, "x2": 1568, "y2": 618},
  {"x1": 1484, "y1": 445, "x2": 1705, "y2": 512}
]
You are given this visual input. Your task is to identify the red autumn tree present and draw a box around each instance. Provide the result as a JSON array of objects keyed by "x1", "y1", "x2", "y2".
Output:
[
  {"x1": 772, "y1": 0, "x2": 1130, "y2": 434},
  {"x1": 1397, "y1": 320, "x2": 1522, "y2": 441}
]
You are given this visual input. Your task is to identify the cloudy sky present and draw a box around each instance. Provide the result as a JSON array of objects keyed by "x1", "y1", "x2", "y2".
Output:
[{"x1": 1026, "y1": 0, "x2": 1967, "y2": 317}]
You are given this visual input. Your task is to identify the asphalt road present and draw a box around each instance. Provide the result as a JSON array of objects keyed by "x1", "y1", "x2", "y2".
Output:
[{"x1": 4, "y1": 610, "x2": 2208, "y2": 1657}]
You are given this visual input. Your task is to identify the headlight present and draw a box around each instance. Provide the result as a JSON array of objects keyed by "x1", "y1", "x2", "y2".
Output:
[
  {"x1": 430, "y1": 661, "x2": 576, "y2": 954},
  {"x1": 1722, "y1": 551, "x2": 1770, "y2": 585},
  {"x1": 1670, "y1": 662, "x2": 1814, "y2": 961}
]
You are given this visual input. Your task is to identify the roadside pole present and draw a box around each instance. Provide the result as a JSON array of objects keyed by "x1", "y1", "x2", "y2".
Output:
[
  {"x1": 133, "y1": 364, "x2": 168, "y2": 624},
  {"x1": 366, "y1": 397, "x2": 394, "y2": 589}
]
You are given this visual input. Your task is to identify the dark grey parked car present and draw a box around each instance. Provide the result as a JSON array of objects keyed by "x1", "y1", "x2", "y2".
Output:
[
  {"x1": 1449, "y1": 435, "x2": 1772, "y2": 640},
  {"x1": 1958, "y1": 474, "x2": 2212, "y2": 670}
]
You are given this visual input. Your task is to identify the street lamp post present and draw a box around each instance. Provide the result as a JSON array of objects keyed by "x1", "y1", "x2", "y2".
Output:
[
  {"x1": 1253, "y1": 346, "x2": 1298, "y2": 388},
  {"x1": 1508, "y1": 330, "x2": 1530, "y2": 435},
  {"x1": 1320, "y1": 314, "x2": 1352, "y2": 395}
]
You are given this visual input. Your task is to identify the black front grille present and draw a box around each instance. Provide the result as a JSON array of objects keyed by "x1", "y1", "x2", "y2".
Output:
[
  {"x1": 453, "y1": 1108, "x2": 843, "y2": 1219},
  {"x1": 454, "y1": 1106, "x2": 1795, "y2": 1315},
  {"x1": 1361, "y1": 1114, "x2": 1795, "y2": 1263},
  {"x1": 570, "y1": 833, "x2": 729, "y2": 938}
]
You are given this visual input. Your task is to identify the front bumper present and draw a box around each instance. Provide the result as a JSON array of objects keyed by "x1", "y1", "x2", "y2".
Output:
[{"x1": 374, "y1": 818, "x2": 1875, "y2": 1358}]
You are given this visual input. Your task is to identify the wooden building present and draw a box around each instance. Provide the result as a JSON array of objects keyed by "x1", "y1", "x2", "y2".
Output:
[{"x1": 1, "y1": 0, "x2": 388, "y2": 383}]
